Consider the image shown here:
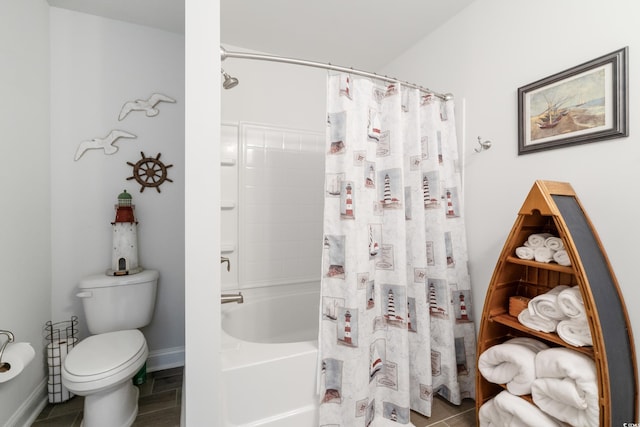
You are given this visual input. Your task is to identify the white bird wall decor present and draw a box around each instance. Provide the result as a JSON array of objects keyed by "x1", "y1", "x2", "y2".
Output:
[
  {"x1": 74, "y1": 130, "x2": 137, "y2": 161},
  {"x1": 118, "y1": 93, "x2": 176, "y2": 121}
]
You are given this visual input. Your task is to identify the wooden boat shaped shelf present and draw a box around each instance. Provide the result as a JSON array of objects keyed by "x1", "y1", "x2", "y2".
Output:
[{"x1": 476, "y1": 180, "x2": 637, "y2": 426}]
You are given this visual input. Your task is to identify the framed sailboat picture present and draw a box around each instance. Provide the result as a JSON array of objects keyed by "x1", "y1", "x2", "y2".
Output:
[{"x1": 518, "y1": 47, "x2": 628, "y2": 154}]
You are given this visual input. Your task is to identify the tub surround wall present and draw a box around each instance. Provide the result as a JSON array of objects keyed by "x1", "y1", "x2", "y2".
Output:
[
  {"x1": 240, "y1": 124, "x2": 324, "y2": 287},
  {"x1": 50, "y1": 8, "x2": 185, "y2": 368},
  {"x1": 221, "y1": 124, "x2": 240, "y2": 289},
  {"x1": 221, "y1": 123, "x2": 324, "y2": 290}
]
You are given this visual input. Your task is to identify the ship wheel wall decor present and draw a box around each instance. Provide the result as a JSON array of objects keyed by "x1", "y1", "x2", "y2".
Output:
[{"x1": 127, "y1": 151, "x2": 173, "y2": 193}]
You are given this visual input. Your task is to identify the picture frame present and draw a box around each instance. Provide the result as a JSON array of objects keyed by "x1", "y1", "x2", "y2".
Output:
[{"x1": 518, "y1": 47, "x2": 628, "y2": 155}]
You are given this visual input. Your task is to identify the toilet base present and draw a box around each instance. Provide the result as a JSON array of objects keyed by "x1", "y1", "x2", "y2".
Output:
[{"x1": 80, "y1": 381, "x2": 140, "y2": 427}]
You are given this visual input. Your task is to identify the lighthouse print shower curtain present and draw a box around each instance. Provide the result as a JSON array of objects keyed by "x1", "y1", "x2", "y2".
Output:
[{"x1": 319, "y1": 73, "x2": 476, "y2": 426}]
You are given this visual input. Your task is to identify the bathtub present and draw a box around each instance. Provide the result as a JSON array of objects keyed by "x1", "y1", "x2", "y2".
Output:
[{"x1": 221, "y1": 283, "x2": 320, "y2": 426}]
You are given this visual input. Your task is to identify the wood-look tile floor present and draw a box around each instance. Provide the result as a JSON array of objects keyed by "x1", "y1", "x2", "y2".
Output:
[
  {"x1": 31, "y1": 367, "x2": 183, "y2": 427},
  {"x1": 411, "y1": 397, "x2": 476, "y2": 427},
  {"x1": 32, "y1": 366, "x2": 474, "y2": 426}
]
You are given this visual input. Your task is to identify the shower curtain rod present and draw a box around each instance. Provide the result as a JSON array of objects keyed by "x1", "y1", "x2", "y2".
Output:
[{"x1": 220, "y1": 46, "x2": 453, "y2": 101}]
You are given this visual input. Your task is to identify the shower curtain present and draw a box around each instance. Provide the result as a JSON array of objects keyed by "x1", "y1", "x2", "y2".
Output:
[{"x1": 319, "y1": 73, "x2": 476, "y2": 426}]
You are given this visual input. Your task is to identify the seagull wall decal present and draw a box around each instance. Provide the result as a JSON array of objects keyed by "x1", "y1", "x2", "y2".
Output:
[
  {"x1": 74, "y1": 130, "x2": 137, "y2": 161},
  {"x1": 118, "y1": 93, "x2": 177, "y2": 121}
]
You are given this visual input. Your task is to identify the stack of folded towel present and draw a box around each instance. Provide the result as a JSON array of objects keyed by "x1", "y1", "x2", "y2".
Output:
[
  {"x1": 555, "y1": 286, "x2": 593, "y2": 347},
  {"x1": 478, "y1": 337, "x2": 549, "y2": 395},
  {"x1": 478, "y1": 341, "x2": 599, "y2": 427},
  {"x1": 515, "y1": 233, "x2": 571, "y2": 266},
  {"x1": 516, "y1": 285, "x2": 592, "y2": 347},
  {"x1": 532, "y1": 348, "x2": 599, "y2": 427}
]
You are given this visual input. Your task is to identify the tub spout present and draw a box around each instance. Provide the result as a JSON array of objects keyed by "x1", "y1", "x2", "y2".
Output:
[{"x1": 221, "y1": 292, "x2": 243, "y2": 304}]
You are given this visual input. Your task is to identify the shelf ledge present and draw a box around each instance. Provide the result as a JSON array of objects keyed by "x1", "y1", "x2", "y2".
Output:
[
  {"x1": 489, "y1": 313, "x2": 594, "y2": 357},
  {"x1": 506, "y1": 256, "x2": 573, "y2": 273}
]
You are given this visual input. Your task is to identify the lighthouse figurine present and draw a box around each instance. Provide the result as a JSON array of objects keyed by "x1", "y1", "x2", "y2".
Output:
[{"x1": 107, "y1": 190, "x2": 142, "y2": 276}]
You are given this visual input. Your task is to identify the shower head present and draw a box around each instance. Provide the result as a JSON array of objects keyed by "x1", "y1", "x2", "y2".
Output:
[{"x1": 221, "y1": 69, "x2": 239, "y2": 89}]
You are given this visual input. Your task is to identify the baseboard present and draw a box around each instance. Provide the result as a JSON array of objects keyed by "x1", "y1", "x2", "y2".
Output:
[
  {"x1": 146, "y1": 345, "x2": 185, "y2": 372},
  {"x1": 6, "y1": 377, "x2": 47, "y2": 427}
]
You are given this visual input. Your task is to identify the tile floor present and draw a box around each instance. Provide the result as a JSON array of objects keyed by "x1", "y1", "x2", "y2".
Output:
[
  {"x1": 411, "y1": 397, "x2": 476, "y2": 426},
  {"x1": 31, "y1": 366, "x2": 475, "y2": 426},
  {"x1": 32, "y1": 367, "x2": 183, "y2": 427}
]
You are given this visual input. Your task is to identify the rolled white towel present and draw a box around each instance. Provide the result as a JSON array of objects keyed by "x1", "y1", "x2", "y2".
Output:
[
  {"x1": 553, "y1": 249, "x2": 571, "y2": 266},
  {"x1": 515, "y1": 246, "x2": 535, "y2": 260},
  {"x1": 528, "y1": 285, "x2": 570, "y2": 321},
  {"x1": 534, "y1": 247, "x2": 556, "y2": 263},
  {"x1": 557, "y1": 286, "x2": 585, "y2": 318},
  {"x1": 532, "y1": 348, "x2": 599, "y2": 427},
  {"x1": 525, "y1": 233, "x2": 554, "y2": 248},
  {"x1": 490, "y1": 390, "x2": 564, "y2": 427},
  {"x1": 518, "y1": 308, "x2": 558, "y2": 333},
  {"x1": 544, "y1": 236, "x2": 564, "y2": 251},
  {"x1": 556, "y1": 318, "x2": 593, "y2": 347},
  {"x1": 478, "y1": 337, "x2": 549, "y2": 395},
  {"x1": 478, "y1": 398, "x2": 502, "y2": 427}
]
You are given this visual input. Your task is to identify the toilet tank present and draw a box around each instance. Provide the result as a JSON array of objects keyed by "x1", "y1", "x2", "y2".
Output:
[{"x1": 77, "y1": 269, "x2": 159, "y2": 334}]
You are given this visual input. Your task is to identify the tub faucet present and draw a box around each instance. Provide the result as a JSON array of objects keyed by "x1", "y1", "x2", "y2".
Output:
[
  {"x1": 221, "y1": 292, "x2": 243, "y2": 304},
  {"x1": 221, "y1": 256, "x2": 230, "y2": 271}
]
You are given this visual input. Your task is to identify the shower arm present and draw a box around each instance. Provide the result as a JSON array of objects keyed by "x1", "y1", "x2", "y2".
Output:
[{"x1": 220, "y1": 46, "x2": 452, "y2": 101}]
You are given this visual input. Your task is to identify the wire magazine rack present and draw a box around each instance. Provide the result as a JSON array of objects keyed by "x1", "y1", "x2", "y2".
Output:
[{"x1": 44, "y1": 316, "x2": 78, "y2": 404}]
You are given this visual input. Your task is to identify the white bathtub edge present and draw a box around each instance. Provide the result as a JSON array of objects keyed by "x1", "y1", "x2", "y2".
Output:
[{"x1": 242, "y1": 403, "x2": 318, "y2": 427}]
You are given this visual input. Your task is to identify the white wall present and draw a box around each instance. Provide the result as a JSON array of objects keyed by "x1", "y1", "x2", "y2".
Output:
[
  {"x1": 49, "y1": 8, "x2": 185, "y2": 366},
  {"x1": 185, "y1": 0, "x2": 221, "y2": 423},
  {"x1": 0, "y1": 1, "x2": 51, "y2": 425},
  {"x1": 221, "y1": 45, "x2": 326, "y2": 131},
  {"x1": 382, "y1": 0, "x2": 640, "y2": 385}
]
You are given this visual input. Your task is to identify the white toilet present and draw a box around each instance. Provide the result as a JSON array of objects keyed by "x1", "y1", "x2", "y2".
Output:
[{"x1": 62, "y1": 269, "x2": 159, "y2": 427}]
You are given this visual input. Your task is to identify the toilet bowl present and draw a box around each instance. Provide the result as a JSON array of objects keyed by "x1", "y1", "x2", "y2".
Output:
[
  {"x1": 62, "y1": 269, "x2": 158, "y2": 426},
  {"x1": 62, "y1": 330, "x2": 148, "y2": 427}
]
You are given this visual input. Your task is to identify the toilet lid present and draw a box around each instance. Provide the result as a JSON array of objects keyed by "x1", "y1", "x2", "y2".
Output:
[
  {"x1": 64, "y1": 330, "x2": 146, "y2": 378},
  {"x1": 79, "y1": 269, "x2": 159, "y2": 289}
]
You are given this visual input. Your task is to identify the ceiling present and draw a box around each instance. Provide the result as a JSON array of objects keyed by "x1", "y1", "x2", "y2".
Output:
[
  {"x1": 47, "y1": 0, "x2": 186, "y2": 34},
  {"x1": 46, "y1": 0, "x2": 476, "y2": 70},
  {"x1": 221, "y1": 0, "x2": 476, "y2": 70}
]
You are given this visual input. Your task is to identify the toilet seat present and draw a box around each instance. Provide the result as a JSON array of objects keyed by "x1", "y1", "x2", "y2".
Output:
[{"x1": 62, "y1": 329, "x2": 148, "y2": 394}]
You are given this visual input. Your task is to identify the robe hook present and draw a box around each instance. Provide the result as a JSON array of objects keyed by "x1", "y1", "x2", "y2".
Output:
[{"x1": 474, "y1": 136, "x2": 492, "y2": 153}]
